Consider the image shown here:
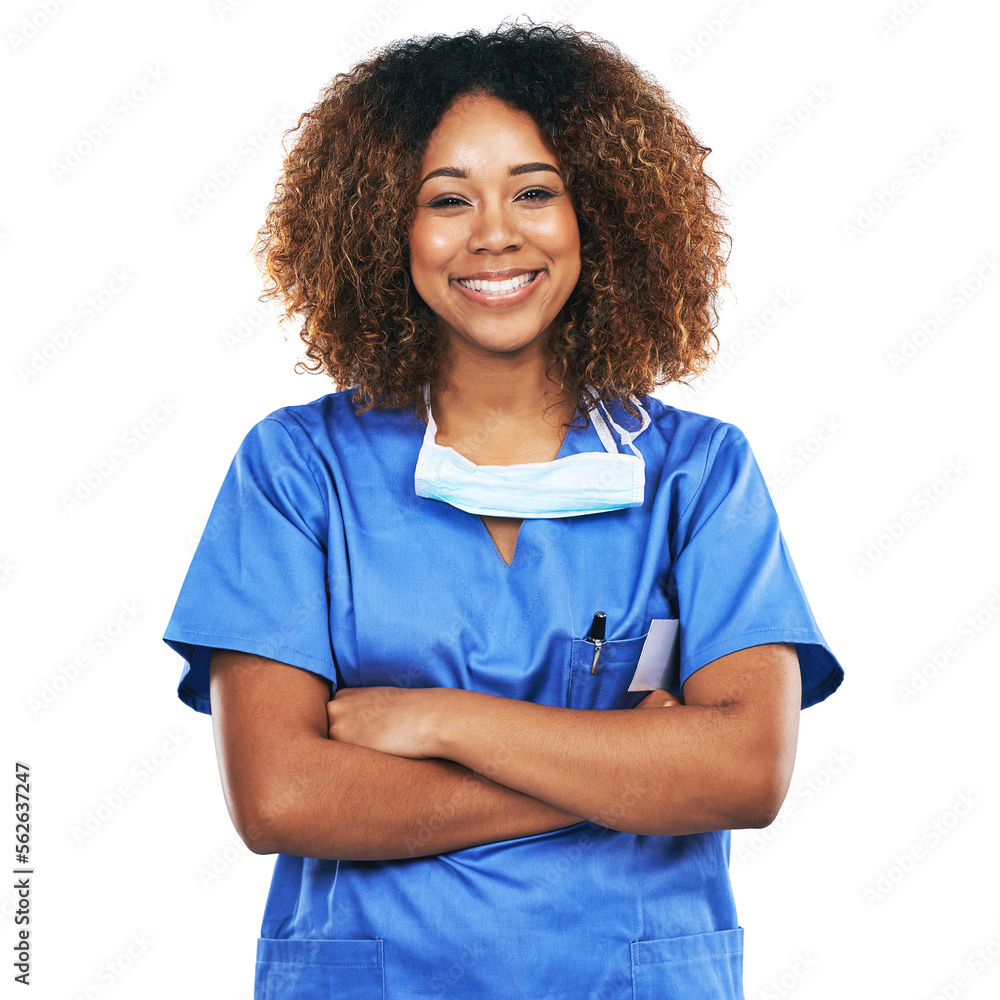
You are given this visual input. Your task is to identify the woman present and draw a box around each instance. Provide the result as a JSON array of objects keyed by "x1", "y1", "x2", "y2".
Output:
[{"x1": 163, "y1": 22, "x2": 844, "y2": 999}]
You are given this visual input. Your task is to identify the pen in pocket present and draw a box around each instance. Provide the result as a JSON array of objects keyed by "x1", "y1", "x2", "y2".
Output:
[{"x1": 585, "y1": 612, "x2": 606, "y2": 674}]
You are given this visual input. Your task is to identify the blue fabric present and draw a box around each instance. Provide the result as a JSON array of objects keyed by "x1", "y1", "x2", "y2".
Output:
[{"x1": 163, "y1": 388, "x2": 844, "y2": 999}]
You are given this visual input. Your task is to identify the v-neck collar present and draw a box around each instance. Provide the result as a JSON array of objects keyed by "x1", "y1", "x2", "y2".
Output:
[
  {"x1": 415, "y1": 394, "x2": 603, "y2": 569},
  {"x1": 367, "y1": 390, "x2": 627, "y2": 571}
]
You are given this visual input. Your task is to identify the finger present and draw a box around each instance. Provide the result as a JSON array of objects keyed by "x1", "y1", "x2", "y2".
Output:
[
  {"x1": 644, "y1": 689, "x2": 686, "y2": 708},
  {"x1": 637, "y1": 689, "x2": 672, "y2": 708}
]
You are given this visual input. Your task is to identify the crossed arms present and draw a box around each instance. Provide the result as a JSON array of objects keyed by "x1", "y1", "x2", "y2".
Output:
[{"x1": 208, "y1": 641, "x2": 801, "y2": 861}]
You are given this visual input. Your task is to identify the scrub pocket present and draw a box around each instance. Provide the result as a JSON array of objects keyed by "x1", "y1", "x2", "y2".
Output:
[
  {"x1": 566, "y1": 632, "x2": 651, "y2": 711},
  {"x1": 631, "y1": 927, "x2": 745, "y2": 999},
  {"x1": 255, "y1": 937, "x2": 384, "y2": 1000}
]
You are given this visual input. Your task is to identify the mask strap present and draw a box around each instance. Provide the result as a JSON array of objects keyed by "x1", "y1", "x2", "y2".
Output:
[
  {"x1": 587, "y1": 386, "x2": 651, "y2": 458},
  {"x1": 583, "y1": 385, "x2": 621, "y2": 455},
  {"x1": 605, "y1": 395, "x2": 651, "y2": 457},
  {"x1": 421, "y1": 381, "x2": 437, "y2": 439}
]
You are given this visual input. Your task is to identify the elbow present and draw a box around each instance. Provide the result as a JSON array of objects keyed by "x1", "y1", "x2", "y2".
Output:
[
  {"x1": 739, "y1": 786, "x2": 786, "y2": 830},
  {"x1": 732, "y1": 759, "x2": 795, "y2": 830},
  {"x1": 221, "y1": 736, "x2": 345, "y2": 857},
  {"x1": 228, "y1": 779, "x2": 302, "y2": 856},
  {"x1": 723, "y1": 788, "x2": 783, "y2": 832},
  {"x1": 239, "y1": 818, "x2": 282, "y2": 856},
  {"x1": 230, "y1": 797, "x2": 283, "y2": 856}
]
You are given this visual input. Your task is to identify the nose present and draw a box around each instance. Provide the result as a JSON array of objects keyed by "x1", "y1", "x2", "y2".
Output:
[{"x1": 467, "y1": 197, "x2": 523, "y2": 254}]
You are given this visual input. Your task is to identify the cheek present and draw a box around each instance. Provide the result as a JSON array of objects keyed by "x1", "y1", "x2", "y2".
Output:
[
  {"x1": 407, "y1": 223, "x2": 429, "y2": 278},
  {"x1": 543, "y1": 207, "x2": 581, "y2": 276},
  {"x1": 408, "y1": 226, "x2": 439, "y2": 303},
  {"x1": 409, "y1": 219, "x2": 463, "y2": 275},
  {"x1": 542, "y1": 203, "x2": 579, "y2": 246}
]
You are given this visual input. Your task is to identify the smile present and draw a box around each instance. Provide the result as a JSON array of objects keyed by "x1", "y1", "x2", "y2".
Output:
[
  {"x1": 457, "y1": 271, "x2": 539, "y2": 293},
  {"x1": 451, "y1": 270, "x2": 545, "y2": 306}
]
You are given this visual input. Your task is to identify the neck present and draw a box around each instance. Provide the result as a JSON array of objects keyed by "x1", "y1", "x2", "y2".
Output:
[{"x1": 430, "y1": 352, "x2": 576, "y2": 433}]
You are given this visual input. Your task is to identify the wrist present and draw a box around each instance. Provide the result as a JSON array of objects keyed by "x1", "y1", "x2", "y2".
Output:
[{"x1": 423, "y1": 687, "x2": 473, "y2": 761}]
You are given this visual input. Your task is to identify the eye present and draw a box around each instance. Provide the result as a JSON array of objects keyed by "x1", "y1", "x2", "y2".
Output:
[
  {"x1": 517, "y1": 187, "x2": 555, "y2": 203},
  {"x1": 427, "y1": 195, "x2": 469, "y2": 209}
]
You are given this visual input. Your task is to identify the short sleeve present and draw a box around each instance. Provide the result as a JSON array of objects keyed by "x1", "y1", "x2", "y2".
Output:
[
  {"x1": 667, "y1": 422, "x2": 844, "y2": 710},
  {"x1": 162, "y1": 416, "x2": 336, "y2": 715}
]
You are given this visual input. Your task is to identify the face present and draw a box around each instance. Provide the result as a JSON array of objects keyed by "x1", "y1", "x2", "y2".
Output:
[{"x1": 408, "y1": 92, "x2": 582, "y2": 361}]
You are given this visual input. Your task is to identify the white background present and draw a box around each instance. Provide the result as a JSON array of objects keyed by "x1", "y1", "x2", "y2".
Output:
[{"x1": 3, "y1": 0, "x2": 999, "y2": 997}]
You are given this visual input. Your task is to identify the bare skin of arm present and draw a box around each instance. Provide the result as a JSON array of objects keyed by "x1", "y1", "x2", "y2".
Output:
[
  {"x1": 209, "y1": 648, "x2": 589, "y2": 861},
  {"x1": 417, "y1": 642, "x2": 801, "y2": 836},
  {"x1": 328, "y1": 641, "x2": 801, "y2": 838},
  {"x1": 210, "y1": 643, "x2": 798, "y2": 860}
]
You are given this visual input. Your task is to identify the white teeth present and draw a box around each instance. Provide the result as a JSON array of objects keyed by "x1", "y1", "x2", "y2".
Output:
[{"x1": 457, "y1": 271, "x2": 538, "y2": 293}]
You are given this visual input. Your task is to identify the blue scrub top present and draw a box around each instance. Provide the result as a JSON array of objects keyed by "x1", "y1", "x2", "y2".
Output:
[{"x1": 163, "y1": 387, "x2": 843, "y2": 1000}]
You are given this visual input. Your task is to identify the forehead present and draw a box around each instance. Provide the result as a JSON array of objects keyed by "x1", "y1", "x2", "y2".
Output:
[{"x1": 421, "y1": 93, "x2": 556, "y2": 166}]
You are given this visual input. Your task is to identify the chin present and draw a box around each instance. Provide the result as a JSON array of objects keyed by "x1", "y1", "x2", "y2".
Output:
[
  {"x1": 460, "y1": 315, "x2": 550, "y2": 343},
  {"x1": 466, "y1": 331, "x2": 545, "y2": 355}
]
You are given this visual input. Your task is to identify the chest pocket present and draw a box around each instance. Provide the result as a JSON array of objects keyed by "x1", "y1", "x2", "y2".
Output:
[{"x1": 566, "y1": 632, "x2": 651, "y2": 711}]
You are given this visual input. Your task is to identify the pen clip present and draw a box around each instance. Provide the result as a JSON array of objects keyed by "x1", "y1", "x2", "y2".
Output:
[
  {"x1": 590, "y1": 639, "x2": 603, "y2": 675},
  {"x1": 586, "y1": 612, "x2": 606, "y2": 675}
]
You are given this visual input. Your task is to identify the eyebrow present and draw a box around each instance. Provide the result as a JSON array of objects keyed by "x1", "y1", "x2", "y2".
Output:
[{"x1": 417, "y1": 162, "x2": 562, "y2": 191}]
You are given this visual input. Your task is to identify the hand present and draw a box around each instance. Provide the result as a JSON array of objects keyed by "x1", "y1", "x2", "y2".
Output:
[
  {"x1": 327, "y1": 685, "x2": 448, "y2": 759},
  {"x1": 635, "y1": 688, "x2": 683, "y2": 708}
]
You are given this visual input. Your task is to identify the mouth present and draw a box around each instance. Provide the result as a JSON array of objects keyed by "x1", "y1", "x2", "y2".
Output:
[
  {"x1": 450, "y1": 269, "x2": 546, "y2": 307},
  {"x1": 453, "y1": 270, "x2": 543, "y2": 294}
]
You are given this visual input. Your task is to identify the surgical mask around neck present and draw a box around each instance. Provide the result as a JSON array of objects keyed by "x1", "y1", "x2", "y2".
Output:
[{"x1": 413, "y1": 381, "x2": 650, "y2": 519}]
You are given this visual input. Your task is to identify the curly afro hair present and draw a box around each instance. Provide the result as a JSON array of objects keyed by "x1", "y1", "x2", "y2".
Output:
[{"x1": 253, "y1": 19, "x2": 731, "y2": 426}]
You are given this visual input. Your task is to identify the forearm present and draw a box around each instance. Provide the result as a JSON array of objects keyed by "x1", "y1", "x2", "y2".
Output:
[
  {"x1": 432, "y1": 691, "x2": 783, "y2": 837},
  {"x1": 249, "y1": 735, "x2": 585, "y2": 861}
]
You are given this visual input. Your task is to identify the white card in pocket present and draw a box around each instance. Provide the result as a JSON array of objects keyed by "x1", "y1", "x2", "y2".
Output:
[{"x1": 628, "y1": 619, "x2": 680, "y2": 691}]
